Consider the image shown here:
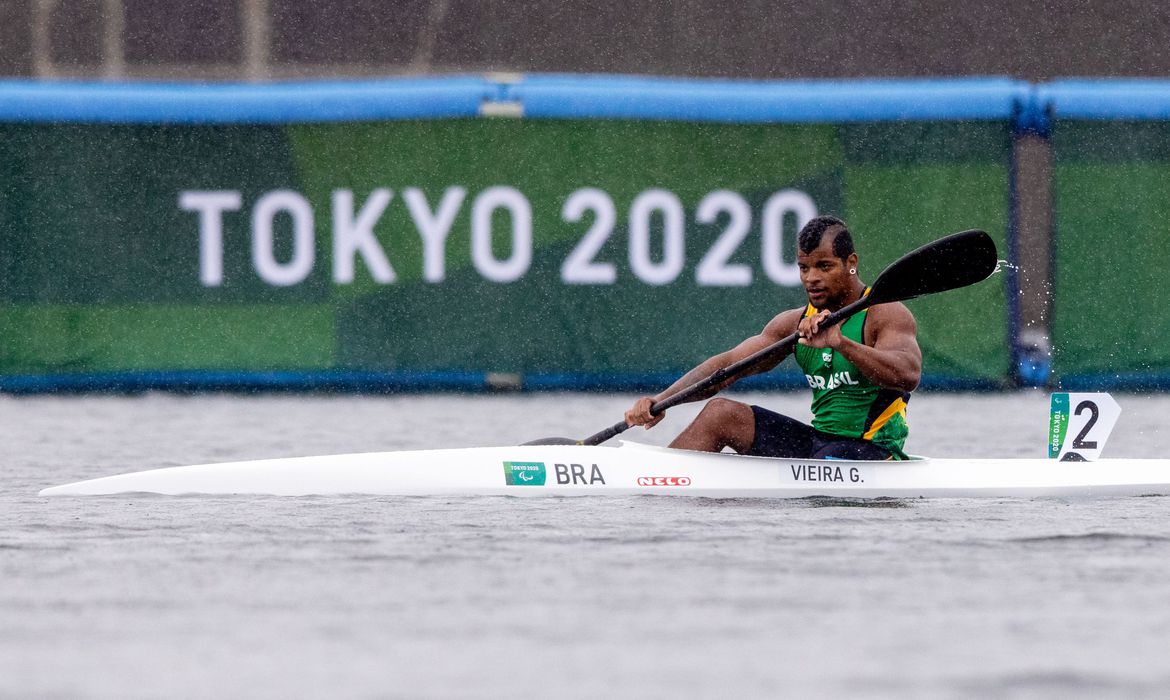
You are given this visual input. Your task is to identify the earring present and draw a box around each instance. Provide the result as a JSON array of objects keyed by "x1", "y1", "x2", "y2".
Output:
[{"x1": 849, "y1": 268, "x2": 856, "y2": 275}]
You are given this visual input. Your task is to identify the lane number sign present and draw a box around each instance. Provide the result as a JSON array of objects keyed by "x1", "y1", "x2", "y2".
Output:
[{"x1": 1049, "y1": 393, "x2": 1120, "y2": 461}]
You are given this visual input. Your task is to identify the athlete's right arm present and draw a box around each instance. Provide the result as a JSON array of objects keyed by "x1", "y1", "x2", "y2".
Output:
[{"x1": 623, "y1": 308, "x2": 804, "y2": 428}]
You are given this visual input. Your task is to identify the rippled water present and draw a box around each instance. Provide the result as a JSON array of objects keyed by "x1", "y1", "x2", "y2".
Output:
[{"x1": 4, "y1": 391, "x2": 1170, "y2": 698}]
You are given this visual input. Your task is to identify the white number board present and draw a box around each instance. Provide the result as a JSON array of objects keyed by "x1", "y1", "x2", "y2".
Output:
[{"x1": 1049, "y1": 392, "x2": 1120, "y2": 462}]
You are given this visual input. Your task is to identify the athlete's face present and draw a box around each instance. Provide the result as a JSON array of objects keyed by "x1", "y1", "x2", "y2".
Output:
[{"x1": 797, "y1": 234, "x2": 859, "y2": 310}]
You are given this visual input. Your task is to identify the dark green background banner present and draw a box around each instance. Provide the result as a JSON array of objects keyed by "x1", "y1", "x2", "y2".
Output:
[
  {"x1": 0, "y1": 119, "x2": 1010, "y2": 388},
  {"x1": 1052, "y1": 122, "x2": 1170, "y2": 386}
]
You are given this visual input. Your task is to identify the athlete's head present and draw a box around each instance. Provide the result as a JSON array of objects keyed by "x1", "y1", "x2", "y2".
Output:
[{"x1": 797, "y1": 215, "x2": 861, "y2": 310}]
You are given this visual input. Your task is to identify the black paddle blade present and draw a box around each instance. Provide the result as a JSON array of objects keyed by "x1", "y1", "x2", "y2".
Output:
[{"x1": 868, "y1": 229, "x2": 998, "y2": 305}]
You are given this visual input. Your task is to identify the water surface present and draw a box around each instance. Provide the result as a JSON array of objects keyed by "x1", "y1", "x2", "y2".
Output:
[{"x1": 3, "y1": 391, "x2": 1169, "y2": 698}]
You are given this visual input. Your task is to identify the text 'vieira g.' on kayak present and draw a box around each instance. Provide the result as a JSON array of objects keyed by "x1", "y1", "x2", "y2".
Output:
[{"x1": 39, "y1": 229, "x2": 1170, "y2": 499}]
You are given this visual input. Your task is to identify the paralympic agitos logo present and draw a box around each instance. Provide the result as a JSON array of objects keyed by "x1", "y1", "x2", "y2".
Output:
[
  {"x1": 503, "y1": 461, "x2": 546, "y2": 485},
  {"x1": 636, "y1": 476, "x2": 692, "y2": 486}
]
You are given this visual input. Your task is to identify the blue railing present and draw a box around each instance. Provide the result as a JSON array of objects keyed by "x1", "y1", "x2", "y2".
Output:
[{"x1": 0, "y1": 75, "x2": 1032, "y2": 123}]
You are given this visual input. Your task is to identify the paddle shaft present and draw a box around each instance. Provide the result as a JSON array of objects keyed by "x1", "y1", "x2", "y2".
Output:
[{"x1": 580, "y1": 293, "x2": 873, "y2": 446}]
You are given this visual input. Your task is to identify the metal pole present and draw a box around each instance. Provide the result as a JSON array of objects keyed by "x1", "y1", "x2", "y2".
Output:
[
  {"x1": 102, "y1": 0, "x2": 124, "y2": 79},
  {"x1": 32, "y1": 0, "x2": 55, "y2": 78},
  {"x1": 411, "y1": 0, "x2": 449, "y2": 74},
  {"x1": 243, "y1": 0, "x2": 269, "y2": 81}
]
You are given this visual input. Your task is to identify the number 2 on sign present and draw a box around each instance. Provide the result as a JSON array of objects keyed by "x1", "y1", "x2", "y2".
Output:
[{"x1": 1071, "y1": 400, "x2": 1099, "y2": 450}]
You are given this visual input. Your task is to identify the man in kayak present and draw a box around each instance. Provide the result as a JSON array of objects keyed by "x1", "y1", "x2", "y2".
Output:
[{"x1": 623, "y1": 215, "x2": 921, "y2": 460}]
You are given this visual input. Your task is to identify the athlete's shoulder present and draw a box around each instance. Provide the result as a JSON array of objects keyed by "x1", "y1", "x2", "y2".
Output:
[
  {"x1": 869, "y1": 300, "x2": 914, "y2": 319},
  {"x1": 761, "y1": 306, "x2": 805, "y2": 339},
  {"x1": 864, "y1": 301, "x2": 917, "y2": 341}
]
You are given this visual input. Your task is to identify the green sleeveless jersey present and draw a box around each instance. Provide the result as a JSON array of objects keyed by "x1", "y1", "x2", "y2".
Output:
[{"x1": 793, "y1": 298, "x2": 910, "y2": 460}]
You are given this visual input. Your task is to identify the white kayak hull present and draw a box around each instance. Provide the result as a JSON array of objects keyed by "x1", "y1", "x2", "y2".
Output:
[{"x1": 38, "y1": 441, "x2": 1170, "y2": 498}]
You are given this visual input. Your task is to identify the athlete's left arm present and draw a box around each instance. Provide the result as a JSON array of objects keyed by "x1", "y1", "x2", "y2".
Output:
[{"x1": 801, "y1": 303, "x2": 922, "y2": 391}]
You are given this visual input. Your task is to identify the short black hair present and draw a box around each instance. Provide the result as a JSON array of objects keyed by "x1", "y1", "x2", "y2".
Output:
[{"x1": 798, "y1": 215, "x2": 855, "y2": 260}]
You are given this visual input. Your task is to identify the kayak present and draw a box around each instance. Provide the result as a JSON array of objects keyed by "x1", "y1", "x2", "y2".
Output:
[{"x1": 37, "y1": 440, "x2": 1170, "y2": 498}]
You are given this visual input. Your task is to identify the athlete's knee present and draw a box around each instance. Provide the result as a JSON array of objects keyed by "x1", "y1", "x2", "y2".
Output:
[
  {"x1": 673, "y1": 398, "x2": 754, "y2": 452},
  {"x1": 696, "y1": 398, "x2": 751, "y2": 425}
]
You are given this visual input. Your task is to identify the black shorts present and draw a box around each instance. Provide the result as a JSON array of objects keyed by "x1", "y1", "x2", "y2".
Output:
[{"x1": 747, "y1": 405, "x2": 894, "y2": 460}]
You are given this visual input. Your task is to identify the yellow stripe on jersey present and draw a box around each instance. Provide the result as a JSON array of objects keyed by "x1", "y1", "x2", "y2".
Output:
[
  {"x1": 863, "y1": 397, "x2": 907, "y2": 441},
  {"x1": 803, "y1": 288, "x2": 872, "y2": 318}
]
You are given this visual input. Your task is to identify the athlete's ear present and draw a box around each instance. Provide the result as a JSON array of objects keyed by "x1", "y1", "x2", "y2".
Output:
[{"x1": 846, "y1": 252, "x2": 859, "y2": 273}]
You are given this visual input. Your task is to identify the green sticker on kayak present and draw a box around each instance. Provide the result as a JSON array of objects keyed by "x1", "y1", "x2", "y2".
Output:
[
  {"x1": 1049, "y1": 393, "x2": 1070, "y2": 459},
  {"x1": 503, "y1": 461, "x2": 546, "y2": 486}
]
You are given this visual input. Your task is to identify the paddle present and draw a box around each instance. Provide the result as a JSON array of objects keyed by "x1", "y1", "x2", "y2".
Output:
[{"x1": 526, "y1": 229, "x2": 999, "y2": 447}]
